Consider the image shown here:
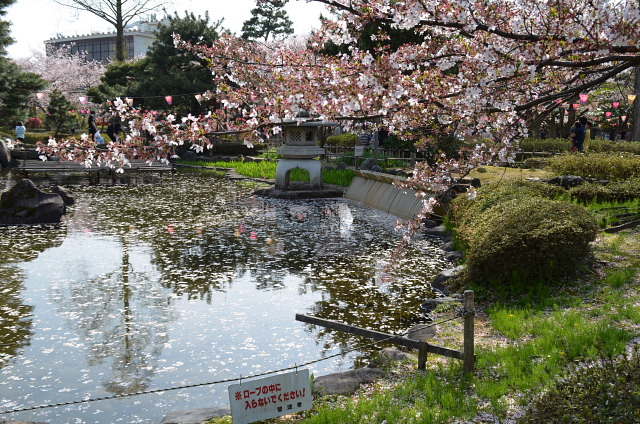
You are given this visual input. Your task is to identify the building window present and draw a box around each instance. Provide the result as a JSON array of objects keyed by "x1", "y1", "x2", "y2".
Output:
[{"x1": 47, "y1": 35, "x2": 135, "y2": 62}]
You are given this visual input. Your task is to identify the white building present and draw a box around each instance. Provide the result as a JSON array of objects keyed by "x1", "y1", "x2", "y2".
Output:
[{"x1": 44, "y1": 17, "x2": 168, "y2": 62}]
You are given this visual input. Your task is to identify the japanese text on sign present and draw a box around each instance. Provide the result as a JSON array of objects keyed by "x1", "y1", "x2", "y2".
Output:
[{"x1": 228, "y1": 369, "x2": 312, "y2": 424}]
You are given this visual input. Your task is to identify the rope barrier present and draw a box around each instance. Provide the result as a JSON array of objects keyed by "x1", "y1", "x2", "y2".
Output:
[{"x1": 0, "y1": 307, "x2": 469, "y2": 415}]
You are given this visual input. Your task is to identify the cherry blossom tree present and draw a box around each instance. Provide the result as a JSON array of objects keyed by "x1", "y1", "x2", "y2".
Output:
[
  {"x1": 39, "y1": 0, "x2": 639, "y2": 215},
  {"x1": 15, "y1": 45, "x2": 105, "y2": 110}
]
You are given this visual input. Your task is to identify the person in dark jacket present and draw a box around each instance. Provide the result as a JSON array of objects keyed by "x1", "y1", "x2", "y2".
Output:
[
  {"x1": 107, "y1": 120, "x2": 122, "y2": 143},
  {"x1": 88, "y1": 111, "x2": 98, "y2": 141}
]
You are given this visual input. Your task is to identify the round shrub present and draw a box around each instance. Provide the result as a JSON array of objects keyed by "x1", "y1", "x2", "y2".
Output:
[
  {"x1": 463, "y1": 197, "x2": 598, "y2": 286},
  {"x1": 448, "y1": 180, "x2": 565, "y2": 246},
  {"x1": 520, "y1": 350, "x2": 640, "y2": 424}
]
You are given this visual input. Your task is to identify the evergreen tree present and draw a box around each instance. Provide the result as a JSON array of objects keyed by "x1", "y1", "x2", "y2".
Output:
[
  {"x1": 241, "y1": 0, "x2": 293, "y2": 41},
  {"x1": 0, "y1": 0, "x2": 47, "y2": 125},
  {"x1": 45, "y1": 89, "x2": 73, "y2": 137},
  {"x1": 91, "y1": 11, "x2": 221, "y2": 116}
]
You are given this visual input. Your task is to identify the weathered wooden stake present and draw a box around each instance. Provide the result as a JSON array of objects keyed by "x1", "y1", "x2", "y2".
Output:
[
  {"x1": 463, "y1": 290, "x2": 475, "y2": 374},
  {"x1": 417, "y1": 343, "x2": 428, "y2": 370}
]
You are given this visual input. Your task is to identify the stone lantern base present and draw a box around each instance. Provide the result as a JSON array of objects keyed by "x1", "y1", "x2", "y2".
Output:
[{"x1": 275, "y1": 158, "x2": 323, "y2": 189}]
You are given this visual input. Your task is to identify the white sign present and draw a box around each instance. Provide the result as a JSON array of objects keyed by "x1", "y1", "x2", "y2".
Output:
[
  {"x1": 354, "y1": 145, "x2": 365, "y2": 157},
  {"x1": 228, "y1": 369, "x2": 312, "y2": 424}
]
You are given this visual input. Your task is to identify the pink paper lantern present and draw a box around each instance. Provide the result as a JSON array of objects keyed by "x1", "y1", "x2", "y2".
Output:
[
  {"x1": 165, "y1": 95, "x2": 173, "y2": 105},
  {"x1": 572, "y1": 103, "x2": 579, "y2": 110},
  {"x1": 613, "y1": 101, "x2": 620, "y2": 108},
  {"x1": 605, "y1": 111, "x2": 612, "y2": 118},
  {"x1": 579, "y1": 93, "x2": 589, "y2": 104}
]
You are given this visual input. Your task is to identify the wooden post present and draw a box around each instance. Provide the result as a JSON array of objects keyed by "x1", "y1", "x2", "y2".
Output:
[
  {"x1": 417, "y1": 343, "x2": 428, "y2": 370},
  {"x1": 463, "y1": 290, "x2": 475, "y2": 374}
]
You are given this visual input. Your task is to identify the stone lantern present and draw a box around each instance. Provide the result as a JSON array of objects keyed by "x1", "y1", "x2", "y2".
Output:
[{"x1": 275, "y1": 122, "x2": 327, "y2": 189}]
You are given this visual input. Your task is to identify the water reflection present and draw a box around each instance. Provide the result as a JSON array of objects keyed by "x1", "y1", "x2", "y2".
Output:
[
  {"x1": 0, "y1": 170, "x2": 449, "y2": 423},
  {"x1": 0, "y1": 265, "x2": 33, "y2": 368},
  {"x1": 50, "y1": 235, "x2": 172, "y2": 394}
]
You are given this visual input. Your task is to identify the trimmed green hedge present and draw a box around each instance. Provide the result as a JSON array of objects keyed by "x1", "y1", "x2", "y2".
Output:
[
  {"x1": 548, "y1": 153, "x2": 640, "y2": 181},
  {"x1": 520, "y1": 137, "x2": 640, "y2": 155},
  {"x1": 569, "y1": 179, "x2": 640, "y2": 204},
  {"x1": 326, "y1": 133, "x2": 359, "y2": 147}
]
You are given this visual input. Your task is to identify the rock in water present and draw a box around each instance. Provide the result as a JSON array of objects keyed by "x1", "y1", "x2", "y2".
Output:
[
  {"x1": 0, "y1": 139, "x2": 13, "y2": 168},
  {"x1": 0, "y1": 179, "x2": 66, "y2": 225}
]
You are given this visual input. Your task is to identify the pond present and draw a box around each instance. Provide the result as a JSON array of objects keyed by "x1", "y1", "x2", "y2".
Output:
[{"x1": 0, "y1": 170, "x2": 450, "y2": 423}]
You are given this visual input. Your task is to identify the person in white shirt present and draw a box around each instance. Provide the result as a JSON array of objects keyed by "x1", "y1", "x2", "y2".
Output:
[{"x1": 15, "y1": 121, "x2": 26, "y2": 142}]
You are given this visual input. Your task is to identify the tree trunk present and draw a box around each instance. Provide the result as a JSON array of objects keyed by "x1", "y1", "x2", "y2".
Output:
[
  {"x1": 632, "y1": 66, "x2": 640, "y2": 141},
  {"x1": 115, "y1": 0, "x2": 125, "y2": 61}
]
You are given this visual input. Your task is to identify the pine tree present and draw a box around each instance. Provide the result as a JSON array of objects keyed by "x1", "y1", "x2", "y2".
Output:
[
  {"x1": 241, "y1": 0, "x2": 294, "y2": 41},
  {"x1": 46, "y1": 89, "x2": 73, "y2": 137},
  {"x1": 0, "y1": 0, "x2": 47, "y2": 125}
]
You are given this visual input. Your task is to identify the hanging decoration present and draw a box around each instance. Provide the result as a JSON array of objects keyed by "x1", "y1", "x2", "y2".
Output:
[
  {"x1": 613, "y1": 101, "x2": 620, "y2": 108},
  {"x1": 572, "y1": 103, "x2": 579, "y2": 110},
  {"x1": 621, "y1": 115, "x2": 627, "y2": 122},
  {"x1": 629, "y1": 95, "x2": 637, "y2": 105},
  {"x1": 165, "y1": 95, "x2": 173, "y2": 105},
  {"x1": 36, "y1": 92, "x2": 45, "y2": 100},
  {"x1": 579, "y1": 93, "x2": 589, "y2": 104},
  {"x1": 606, "y1": 111, "x2": 612, "y2": 118},
  {"x1": 79, "y1": 96, "x2": 88, "y2": 104}
]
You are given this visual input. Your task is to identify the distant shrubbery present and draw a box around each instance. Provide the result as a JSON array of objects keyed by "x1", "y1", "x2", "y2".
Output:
[
  {"x1": 548, "y1": 153, "x2": 640, "y2": 181},
  {"x1": 205, "y1": 142, "x2": 269, "y2": 156},
  {"x1": 26, "y1": 117, "x2": 43, "y2": 128},
  {"x1": 326, "y1": 133, "x2": 359, "y2": 147},
  {"x1": 568, "y1": 179, "x2": 640, "y2": 204},
  {"x1": 520, "y1": 137, "x2": 640, "y2": 155}
]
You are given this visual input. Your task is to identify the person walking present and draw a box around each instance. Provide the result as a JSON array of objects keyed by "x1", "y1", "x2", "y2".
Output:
[
  {"x1": 569, "y1": 117, "x2": 587, "y2": 152},
  {"x1": 15, "y1": 121, "x2": 26, "y2": 142},
  {"x1": 88, "y1": 111, "x2": 98, "y2": 141}
]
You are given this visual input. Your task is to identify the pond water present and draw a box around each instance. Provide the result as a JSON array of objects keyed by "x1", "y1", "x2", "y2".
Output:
[{"x1": 0, "y1": 170, "x2": 449, "y2": 423}]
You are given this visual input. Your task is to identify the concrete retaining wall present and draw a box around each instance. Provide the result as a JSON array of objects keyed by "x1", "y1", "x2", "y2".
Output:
[{"x1": 345, "y1": 170, "x2": 425, "y2": 220}]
